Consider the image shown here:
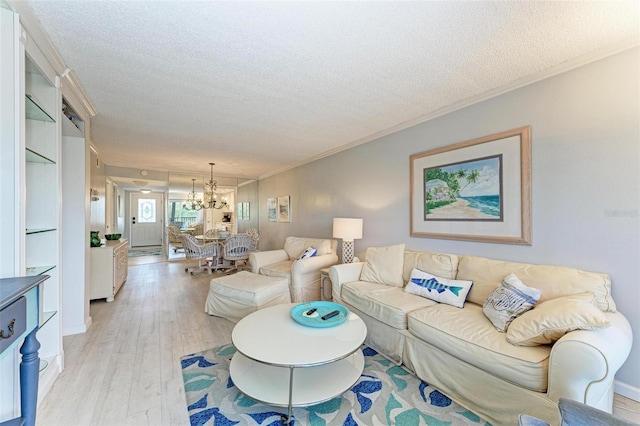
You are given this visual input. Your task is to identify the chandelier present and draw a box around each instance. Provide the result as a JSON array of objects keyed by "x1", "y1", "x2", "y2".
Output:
[
  {"x1": 203, "y1": 162, "x2": 228, "y2": 210},
  {"x1": 183, "y1": 178, "x2": 204, "y2": 211}
]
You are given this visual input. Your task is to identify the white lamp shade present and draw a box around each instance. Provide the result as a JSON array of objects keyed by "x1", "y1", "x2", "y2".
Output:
[{"x1": 333, "y1": 218, "x2": 363, "y2": 241}]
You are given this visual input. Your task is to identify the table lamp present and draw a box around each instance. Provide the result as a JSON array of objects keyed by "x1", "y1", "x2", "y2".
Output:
[{"x1": 333, "y1": 218, "x2": 363, "y2": 263}]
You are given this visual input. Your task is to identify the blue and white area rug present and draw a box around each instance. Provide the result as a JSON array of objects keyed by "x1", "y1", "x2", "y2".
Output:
[{"x1": 180, "y1": 344, "x2": 491, "y2": 426}]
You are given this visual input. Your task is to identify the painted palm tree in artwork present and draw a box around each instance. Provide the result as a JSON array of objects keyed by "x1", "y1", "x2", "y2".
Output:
[{"x1": 455, "y1": 169, "x2": 480, "y2": 197}]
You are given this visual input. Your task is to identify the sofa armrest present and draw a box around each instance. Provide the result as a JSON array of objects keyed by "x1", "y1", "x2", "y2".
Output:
[
  {"x1": 547, "y1": 311, "x2": 633, "y2": 410},
  {"x1": 329, "y1": 262, "x2": 364, "y2": 300},
  {"x1": 288, "y1": 254, "x2": 338, "y2": 302},
  {"x1": 291, "y1": 254, "x2": 338, "y2": 276},
  {"x1": 249, "y1": 249, "x2": 288, "y2": 273}
]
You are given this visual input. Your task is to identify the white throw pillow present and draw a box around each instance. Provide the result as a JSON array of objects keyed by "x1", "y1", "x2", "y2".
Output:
[
  {"x1": 359, "y1": 243, "x2": 405, "y2": 287},
  {"x1": 315, "y1": 240, "x2": 332, "y2": 255},
  {"x1": 404, "y1": 268, "x2": 473, "y2": 308},
  {"x1": 506, "y1": 292, "x2": 610, "y2": 346},
  {"x1": 297, "y1": 246, "x2": 317, "y2": 260},
  {"x1": 482, "y1": 273, "x2": 541, "y2": 332}
]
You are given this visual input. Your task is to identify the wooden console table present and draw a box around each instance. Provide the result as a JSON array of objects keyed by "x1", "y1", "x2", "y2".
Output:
[{"x1": 0, "y1": 275, "x2": 49, "y2": 426}]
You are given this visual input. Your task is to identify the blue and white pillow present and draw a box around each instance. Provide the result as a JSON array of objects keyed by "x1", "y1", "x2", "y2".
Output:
[
  {"x1": 404, "y1": 268, "x2": 473, "y2": 308},
  {"x1": 483, "y1": 273, "x2": 541, "y2": 332},
  {"x1": 297, "y1": 246, "x2": 317, "y2": 260}
]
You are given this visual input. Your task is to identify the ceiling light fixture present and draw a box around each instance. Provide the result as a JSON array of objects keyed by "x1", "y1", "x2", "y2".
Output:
[
  {"x1": 202, "y1": 162, "x2": 228, "y2": 210},
  {"x1": 183, "y1": 178, "x2": 204, "y2": 211},
  {"x1": 140, "y1": 189, "x2": 151, "y2": 194}
]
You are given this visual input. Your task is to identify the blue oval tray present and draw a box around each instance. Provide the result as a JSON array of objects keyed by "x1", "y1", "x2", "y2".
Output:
[{"x1": 290, "y1": 301, "x2": 349, "y2": 328}]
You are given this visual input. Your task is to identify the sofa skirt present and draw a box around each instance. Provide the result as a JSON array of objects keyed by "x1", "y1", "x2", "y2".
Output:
[
  {"x1": 402, "y1": 334, "x2": 558, "y2": 426},
  {"x1": 343, "y1": 302, "x2": 406, "y2": 364}
]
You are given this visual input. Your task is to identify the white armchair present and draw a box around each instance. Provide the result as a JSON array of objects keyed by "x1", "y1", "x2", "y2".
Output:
[{"x1": 249, "y1": 236, "x2": 338, "y2": 302}]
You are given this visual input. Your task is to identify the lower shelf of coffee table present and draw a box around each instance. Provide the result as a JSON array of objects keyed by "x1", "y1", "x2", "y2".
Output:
[{"x1": 230, "y1": 349, "x2": 364, "y2": 407}]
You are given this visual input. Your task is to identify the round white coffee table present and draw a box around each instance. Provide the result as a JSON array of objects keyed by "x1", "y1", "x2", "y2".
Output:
[{"x1": 230, "y1": 303, "x2": 367, "y2": 424}]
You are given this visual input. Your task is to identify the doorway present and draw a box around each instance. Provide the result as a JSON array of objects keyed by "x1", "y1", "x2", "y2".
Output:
[{"x1": 130, "y1": 193, "x2": 164, "y2": 247}]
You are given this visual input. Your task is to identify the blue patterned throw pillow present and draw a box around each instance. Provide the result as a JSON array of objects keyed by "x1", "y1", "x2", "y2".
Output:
[
  {"x1": 483, "y1": 273, "x2": 541, "y2": 332},
  {"x1": 404, "y1": 268, "x2": 473, "y2": 308},
  {"x1": 297, "y1": 246, "x2": 317, "y2": 260}
]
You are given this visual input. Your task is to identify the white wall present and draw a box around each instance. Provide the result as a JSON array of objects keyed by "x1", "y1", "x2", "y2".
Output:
[
  {"x1": 61, "y1": 134, "x2": 90, "y2": 335},
  {"x1": 257, "y1": 48, "x2": 640, "y2": 397}
]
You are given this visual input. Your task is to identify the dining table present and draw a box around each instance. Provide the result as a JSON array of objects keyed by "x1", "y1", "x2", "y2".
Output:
[{"x1": 195, "y1": 234, "x2": 228, "y2": 271}]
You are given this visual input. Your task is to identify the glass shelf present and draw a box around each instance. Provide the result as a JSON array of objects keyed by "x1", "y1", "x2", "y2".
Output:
[
  {"x1": 25, "y1": 147, "x2": 56, "y2": 164},
  {"x1": 25, "y1": 94, "x2": 55, "y2": 123},
  {"x1": 39, "y1": 359, "x2": 48, "y2": 372},
  {"x1": 39, "y1": 355, "x2": 56, "y2": 373},
  {"x1": 40, "y1": 310, "x2": 57, "y2": 328},
  {"x1": 62, "y1": 114, "x2": 83, "y2": 137},
  {"x1": 26, "y1": 265, "x2": 56, "y2": 276},
  {"x1": 26, "y1": 228, "x2": 57, "y2": 235}
]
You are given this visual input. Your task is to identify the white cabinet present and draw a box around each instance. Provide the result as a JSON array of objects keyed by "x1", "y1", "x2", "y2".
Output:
[{"x1": 90, "y1": 240, "x2": 128, "y2": 302}]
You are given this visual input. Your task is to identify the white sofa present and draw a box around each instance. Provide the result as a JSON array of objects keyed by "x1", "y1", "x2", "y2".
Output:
[
  {"x1": 330, "y1": 246, "x2": 633, "y2": 426},
  {"x1": 250, "y1": 236, "x2": 338, "y2": 302}
]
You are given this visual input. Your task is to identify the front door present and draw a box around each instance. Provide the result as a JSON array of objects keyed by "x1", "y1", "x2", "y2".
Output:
[{"x1": 130, "y1": 193, "x2": 164, "y2": 247}]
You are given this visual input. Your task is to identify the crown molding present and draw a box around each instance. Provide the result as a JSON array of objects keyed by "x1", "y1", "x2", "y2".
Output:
[
  {"x1": 259, "y1": 40, "x2": 639, "y2": 181},
  {"x1": 6, "y1": 0, "x2": 97, "y2": 117}
]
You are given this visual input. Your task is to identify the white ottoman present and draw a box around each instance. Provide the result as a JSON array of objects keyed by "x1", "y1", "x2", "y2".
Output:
[{"x1": 205, "y1": 271, "x2": 290, "y2": 322}]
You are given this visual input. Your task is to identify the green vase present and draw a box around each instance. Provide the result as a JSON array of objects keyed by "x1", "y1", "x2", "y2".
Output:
[{"x1": 90, "y1": 231, "x2": 101, "y2": 247}]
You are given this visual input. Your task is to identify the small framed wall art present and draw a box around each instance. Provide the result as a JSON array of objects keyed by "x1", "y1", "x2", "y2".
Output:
[{"x1": 277, "y1": 195, "x2": 291, "y2": 223}]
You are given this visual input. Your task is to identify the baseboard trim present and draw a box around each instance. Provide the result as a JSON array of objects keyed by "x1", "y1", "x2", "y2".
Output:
[
  {"x1": 38, "y1": 355, "x2": 62, "y2": 405},
  {"x1": 615, "y1": 380, "x2": 640, "y2": 402},
  {"x1": 62, "y1": 316, "x2": 92, "y2": 336},
  {"x1": 62, "y1": 323, "x2": 87, "y2": 336}
]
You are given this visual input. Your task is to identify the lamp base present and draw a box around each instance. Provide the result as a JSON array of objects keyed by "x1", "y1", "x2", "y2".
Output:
[{"x1": 341, "y1": 240, "x2": 355, "y2": 264}]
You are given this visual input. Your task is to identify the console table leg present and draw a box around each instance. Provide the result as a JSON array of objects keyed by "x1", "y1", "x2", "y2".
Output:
[{"x1": 19, "y1": 329, "x2": 40, "y2": 426}]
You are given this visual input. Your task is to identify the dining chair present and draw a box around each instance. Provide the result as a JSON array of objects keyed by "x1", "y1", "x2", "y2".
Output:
[
  {"x1": 167, "y1": 225, "x2": 184, "y2": 253},
  {"x1": 221, "y1": 233, "x2": 253, "y2": 274},
  {"x1": 181, "y1": 234, "x2": 218, "y2": 275},
  {"x1": 204, "y1": 228, "x2": 219, "y2": 239},
  {"x1": 246, "y1": 227, "x2": 260, "y2": 251}
]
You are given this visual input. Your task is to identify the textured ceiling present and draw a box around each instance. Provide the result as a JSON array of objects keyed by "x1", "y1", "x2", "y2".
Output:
[{"x1": 24, "y1": 1, "x2": 640, "y2": 180}]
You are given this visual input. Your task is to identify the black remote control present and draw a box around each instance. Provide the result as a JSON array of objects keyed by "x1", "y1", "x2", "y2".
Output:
[
  {"x1": 321, "y1": 310, "x2": 340, "y2": 320},
  {"x1": 305, "y1": 308, "x2": 317, "y2": 315}
]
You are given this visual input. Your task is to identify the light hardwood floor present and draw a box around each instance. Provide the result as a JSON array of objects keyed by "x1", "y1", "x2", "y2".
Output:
[
  {"x1": 36, "y1": 258, "x2": 234, "y2": 426},
  {"x1": 36, "y1": 256, "x2": 640, "y2": 425}
]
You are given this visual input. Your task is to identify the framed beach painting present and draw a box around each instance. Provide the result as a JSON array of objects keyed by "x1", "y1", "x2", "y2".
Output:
[
  {"x1": 410, "y1": 126, "x2": 531, "y2": 245},
  {"x1": 277, "y1": 195, "x2": 291, "y2": 223},
  {"x1": 267, "y1": 198, "x2": 277, "y2": 222}
]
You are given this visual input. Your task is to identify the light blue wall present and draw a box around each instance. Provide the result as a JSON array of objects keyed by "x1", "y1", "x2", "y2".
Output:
[{"x1": 252, "y1": 48, "x2": 640, "y2": 395}]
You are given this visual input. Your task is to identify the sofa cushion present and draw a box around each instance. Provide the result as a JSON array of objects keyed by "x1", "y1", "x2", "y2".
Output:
[
  {"x1": 359, "y1": 243, "x2": 405, "y2": 287},
  {"x1": 407, "y1": 303, "x2": 550, "y2": 392},
  {"x1": 259, "y1": 260, "x2": 292, "y2": 285},
  {"x1": 458, "y1": 255, "x2": 616, "y2": 312},
  {"x1": 404, "y1": 268, "x2": 473, "y2": 308},
  {"x1": 506, "y1": 292, "x2": 611, "y2": 346},
  {"x1": 483, "y1": 273, "x2": 541, "y2": 332},
  {"x1": 342, "y1": 280, "x2": 436, "y2": 330},
  {"x1": 284, "y1": 237, "x2": 332, "y2": 260},
  {"x1": 402, "y1": 249, "x2": 460, "y2": 282}
]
